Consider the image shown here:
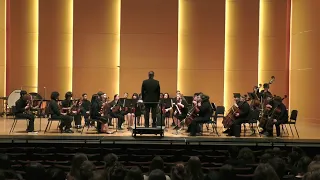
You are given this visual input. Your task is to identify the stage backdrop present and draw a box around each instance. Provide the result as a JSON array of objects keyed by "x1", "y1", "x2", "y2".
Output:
[{"x1": 4, "y1": 0, "x2": 318, "y2": 124}]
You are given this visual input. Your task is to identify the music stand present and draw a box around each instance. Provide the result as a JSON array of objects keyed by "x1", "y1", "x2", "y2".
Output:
[
  {"x1": 247, "y1": 92, "x2": 256, "y2": 100},
  {"x1": 133, "y1": 101, "x2": 164, "y2": 137}
]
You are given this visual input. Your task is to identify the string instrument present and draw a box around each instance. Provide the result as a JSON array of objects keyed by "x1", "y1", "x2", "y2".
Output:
[
  {"x1": 121, "y1": 98, "x2": 129, "y2": 112},
  {"x1": 24, "y1": 94, "x2": 33, "y2": 114},
  {"x1": 222, "y1": 100, "x2": 245, "y2": 129},
  {"x1": 111, "y1": 100, "x2": 121, "y2": 113},
  {"x1": 173, "y1": 98, "x2": 182, "y2": 115},
  {"x1": 178, "y1": 100, "x2": 200, "y2": 128},
  {"x1": 100, "y1": 97, "x2": 110, "y2": 116}
]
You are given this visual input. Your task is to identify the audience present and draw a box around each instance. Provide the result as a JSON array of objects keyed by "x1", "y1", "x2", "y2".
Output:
[{"x1": 1, "y1": 145, "x2": 320, "y2": 180}]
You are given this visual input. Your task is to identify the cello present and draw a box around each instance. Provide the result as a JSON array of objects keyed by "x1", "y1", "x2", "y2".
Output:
[{"x1": 222, "y1": 97, "x2": 247, "y2": 129}]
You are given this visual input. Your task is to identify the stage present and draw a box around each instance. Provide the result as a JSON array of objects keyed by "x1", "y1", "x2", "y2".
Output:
[{"x1": 0, "y1": 116, "x2": 320, "y2": 147}]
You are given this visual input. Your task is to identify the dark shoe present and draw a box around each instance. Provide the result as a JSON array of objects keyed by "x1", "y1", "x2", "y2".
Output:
[
  {"x1": 64, "y1": 129, "x2": 74, "y2": 133},
  {"x1": 223, "y1": 129, "x2": 230, "y2": 134}
]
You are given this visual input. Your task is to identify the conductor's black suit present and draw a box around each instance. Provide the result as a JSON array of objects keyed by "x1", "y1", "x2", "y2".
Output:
[{"x1": 141, "y1": 78, "x2": 161, "y2": 127}]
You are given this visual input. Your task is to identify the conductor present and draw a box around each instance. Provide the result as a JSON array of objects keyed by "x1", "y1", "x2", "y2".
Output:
[{"x1": 141, "y1": 71, "x2": 161, "y2": 127}]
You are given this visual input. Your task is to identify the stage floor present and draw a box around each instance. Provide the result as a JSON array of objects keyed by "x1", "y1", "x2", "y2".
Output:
[{"x1": 0, "y1": 116, "x2": 319, "y2": 145}]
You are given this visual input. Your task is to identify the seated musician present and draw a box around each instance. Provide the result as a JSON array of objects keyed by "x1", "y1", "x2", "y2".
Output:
[
  {"x1": 163, "y1": 93, "x2": 172, "y2": 118},
  {"x1": 80, "y1": 93, "x2": 91, "y2": 126},
  {"x1": 189, "y1": 94, "x2": 213, "y2": 136},
  {"x1": 49, "y1": 92, "x2": 73, "y2": 133},
  {"x1": 62, "y1": 92, "x2": 82, "y2": 129},
  {"x1": 127, "y1": 93, "x2": 141, "y2": 128},
  {"x1": 262, "y1": 96, "x2": 288, "y2": 137},
  {"x1": 90, "y1": 94, "x2": 111, "y2": 134},
  {"x1": 97, "y1": 91, "x2": 112, "y2": 126},
  {"x1": 173, "y1": 93, "x2": 188, "y2": 129},
  {"x1": 227, "y1": 94, "x2": 250, "y2": 137},
  {"x1": 171, "y1": 90, "x2": 182, "y2": 126},
  {"x1": 121, "y1": 92, "x2": 129, "y2": 116},
  {"x1": 109, "y1": 94, "x2": 125, "y2": 130},
  {"x1": 14, "y1": 90, "x2": 37, "y2": 133}
]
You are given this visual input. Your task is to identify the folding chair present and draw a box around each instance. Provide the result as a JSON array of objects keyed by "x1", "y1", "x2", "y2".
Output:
[
  {"x1": 282, "y1": 110, "x2": 299, "y2": 138},
  {"x1": 9, "y1": 106, "x2": 28, "y2": 134}
]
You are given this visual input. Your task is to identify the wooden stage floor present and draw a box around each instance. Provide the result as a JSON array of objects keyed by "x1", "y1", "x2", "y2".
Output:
[{"x1": 0, "y1": 116, "x2": 319, "y2": 145}]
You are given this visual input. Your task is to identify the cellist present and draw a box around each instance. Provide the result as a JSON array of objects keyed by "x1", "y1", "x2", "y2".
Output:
[
  {"x1": 109, "y1": 94, "x2": 125, "y2": 130},
  {"x1": 226, "y1": 94, "x2": 250, "y2": 137},
  {"x1": 261, "y1": 96, "x2": 288, "y2": 137},
  {"x1": 172, "y1": 93, "x2": 188, "y2": 129},
  {"x1": 189, "y1": 93, "x2": 213, "y2": 136}
]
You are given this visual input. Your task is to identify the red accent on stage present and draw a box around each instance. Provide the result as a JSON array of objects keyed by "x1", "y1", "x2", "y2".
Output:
[{"x1": 5, "y1": 0, "x2": 10, "y2": 96}]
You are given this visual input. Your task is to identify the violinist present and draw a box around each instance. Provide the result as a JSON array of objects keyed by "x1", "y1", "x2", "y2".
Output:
[
  {"x1": 172, "y1": 93, "x2": 188, "y2": 129},
  {"x1": 127, "y1": 93, "x2": 141, "y2": 128},
  {"x1": 97, "y1": 92, "x2": 111, "y2": 126},
  {"x1": 80, "y1": 93, "x2": 91, "y2": 126},
  {"x1": 227, "y1": 94, "x2": 250, "y2": 137},
  {"x1": 90, "y1": 94, "x2": 110, "y2": 134},
  {"x1": 14, "y1": 90, "x2": 36, "y2": 133},
  {"x1": 262, "y1": 96, "x2": 288, "y2": 137},
  {"x1": 109, "y1": 94, "x2": 125, "y2": 130},
  {"x1": 120, "y1": 92, "x2": 129, "y2": 116},
  {"x1": 61, "y1": 92, "x2": 82, "y2": 129},
  {"x1": 49, "y1": 92, "x2": 73, "y2": 133},
  {"x1": 189, "y1": 94, "x2": 213, "y2": 136}
]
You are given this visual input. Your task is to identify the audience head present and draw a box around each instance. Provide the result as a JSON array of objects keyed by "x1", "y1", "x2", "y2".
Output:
[
  {"x1": 308, "y1": 161, "x2": 320, "y2": 172},
  {"x1": 228, "y1": 146, "x2": 239, "y2": 159},
  {"x1": 47, "y1": 168, "x2": 66, "y2": 180},
  {"x1": 109, "y1": 163, "x2": 127, "y2": 180},
  {"x1": 149, "y1": 156, "x2": 164, "y2": 173},
  {"x1": 219, "y1": 164, "x2": 236, "y2": 180},
  {"x1": 70, "y1": 153, "x2": 88, "y2": 178},
  {"x1": 171, "y1": 163, "x2": 186, "y2": 180},
  {"x1": 272, "y1": 147, "x2": 282, "y2": 157},
  {"x1": 187, "y1": 156, "x2": 204, "y2": 180},
  {"x1": 204, "y1": 171, "x2": 220, "y2": 180},
  {"x1": 237, "y1": 147, "x2": 255, "y2": 163},
  {"x1": 104, "y1": 153, "x2": 118, "y2": 168},
  {"x1": 268, "y1": 157, "x2": 286, "y2": 178},
  {"x1": 91, "y1": 94, "x2": 99, "y2": 102},
  {"x1": 260, "y1": 153, "x2": 273, "y2": 163},
  {"x1": 25, "y1": 162, "x2": 47, "y2": 180},
  {"x1": 288, "y1": 151, "x2": 301, "y2": 166},
  {"x1": 80, "y1": 160, "x2": 95, "y2": 180},
  {"x1": 124, "y1": 166, "x2": 143, "y2": 180},
  {"x1": 297, "y1": 156, "x2": 312, "y2": 176},
  {"x1": 253, "y1": 163, "x2": 280, "y2": 180},
  {"x1": 149, "y1": 169, "x2": 166, "y2": 180},
  {"x1": 0, "y1": 170, "x2": 4, "y2": 180},
  {"x1": 303, "y1": 170, "x2": 320, "y2": 180},
  {"x1": 313, "y1": 155, "x2": 320, "y2": 161}
]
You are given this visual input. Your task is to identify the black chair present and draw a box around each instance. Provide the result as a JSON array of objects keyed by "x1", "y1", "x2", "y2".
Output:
[
  {"x1": 282, "y1": 110, "x2": 299, "y2": 138},
  {"x1": 44, "y1": 116, "x2": 61, "y2": 134},
  {"x1": 9, "y1": 106, "x2": 28, "y2": 134},
  {"x1": 243, "y1": 109, "x2": 260, "y2": 136}
]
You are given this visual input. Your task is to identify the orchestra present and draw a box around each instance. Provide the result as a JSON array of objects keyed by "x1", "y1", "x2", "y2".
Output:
[{"x1": 10, "y1": 74, "x2": 292, "y2": 137}]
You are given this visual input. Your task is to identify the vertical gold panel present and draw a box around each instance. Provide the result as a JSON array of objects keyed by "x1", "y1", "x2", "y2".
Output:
[
  {"x1": 290, "y1": 0, "x2": 320, "y2": 124},
  {"x1": 38, "y1": 0, "x2": 73, "y2": 97},
  {"x1": 0, "y1": 0, "x2": 5, "y2": 96},
  {"x1": 73, "y1": 0, "x2": 120, "y2": 97},
  {"x1": 258, "y1": 0, "x2": 289, "y2": 105},
  {"x1": 120, "y1": 0, "x2": 178, "y2": 96},
  {"x1": 8, "y1": 0, "x2": 38, "y2": 93},
  {"x1": 224, "y1": 0, "x2": 259, "y2": 109},
  {"x1": 178, "y1": 0, "x2": 225, "y2": 103}
]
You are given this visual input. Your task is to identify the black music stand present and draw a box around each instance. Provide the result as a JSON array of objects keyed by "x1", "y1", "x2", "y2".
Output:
[
  {"x1": 247, "y1": 92, "x2": 256, "y2": 100},
  {"x1": 132, "y1": 101, "x2": 164, "y2": 137}
]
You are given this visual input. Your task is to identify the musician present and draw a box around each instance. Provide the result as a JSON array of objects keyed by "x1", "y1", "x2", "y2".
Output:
[
  {"x1": 141, "y1": 71, "x2": 161, "y2": 128},
  {"x1": 97, "y1": 91, "x2": 112, "y2": 126},
  {"x1": 227, "y1": 94, "x2": 251, "y2": 137},
  {"x1": 162, "y1": 93, "x2": 172, "y2": 118},
  {"x1": 127, "y1": 93, "x2": 141, "y2": 128},
  {"x1": 120, "y1": 92, "x2": 129, "y2": 116},
  {"x1": 189, "y1": 94, "x2": 213, "y2": 136},
  {"x1": 262, "y1": 96, "x2": 288, "y2": 137},
  {"x1": 109, "y1": 94, "x2": 125, "y2": 130},
  {"x1": 90, "y1": 94, "x2": 110, "y2": 134},
  {"x1": 14, "y1": 90, "x2": 36, "y2": 133},
  {"x1": 61, "y1": 92, "x2": 82, "y2": 129},
  {"x1": 49, "y1": 92, "x2": 73, "y2": 133},
  {"x1": 259, "y1": 83, "x2": 272, "y2": 100},
  {"x1": 80, "y1": 93, "x2": 91, "y2": 126},
  {"x1": 160, "y1": 93, "x2": 164, "y2": 99},
  {"x1": 172, "y1": 93, "x2": 188, "y2": 129}
]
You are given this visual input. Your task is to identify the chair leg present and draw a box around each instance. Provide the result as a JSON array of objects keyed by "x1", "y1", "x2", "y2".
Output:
[
  {"x1": 284, "y1": 125, "x2": 289, "y2": 135},
  {"x1": 48, "y1": 121, "x2": 53, "y2": 131},
  {"x1": 294, "y1": 125, "x2": 299, "y2": 138},
  {"x1": 44, "y1": 121, "x2": 50, "y2": 134},
  {"x1": 289, "y1": 124, "x2": 294, "y2": 137},
  {"x1": 10, "y1": 119, "x2": 17, "y2": 134},
  {"x1": 212, "y1": 122, "x2": 219, "y2": 136}
]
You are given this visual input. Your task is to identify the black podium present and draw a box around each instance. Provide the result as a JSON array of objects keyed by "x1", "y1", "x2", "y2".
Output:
[{"x1": 132, "y1": 101, "x2": 164, "y2": 137}]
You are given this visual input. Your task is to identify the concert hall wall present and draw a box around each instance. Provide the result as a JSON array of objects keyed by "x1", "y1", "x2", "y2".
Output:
[{"x1": 1, "y1": 0, "x2": 317, "y2": 123}]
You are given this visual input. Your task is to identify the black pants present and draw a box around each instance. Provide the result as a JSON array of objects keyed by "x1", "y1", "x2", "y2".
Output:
[
  {"x1": 74, "y1": 114, "x2": 81, "y2": 126},
  {"x1": 110, "y1": 112, "x2": 125, "y2": 129},
  {"x1": 16, "y1": 113, "x2": 35, "y2": 132},
  {"x1": 95, "y1": 116, "x2": 108, "y2": 133},
  {"x1": 229, "y1": 118, "x2": 246, "y2": 137},
  {"x1": 144, "y1": 103, "x2": 157, "y2": 127},
  {"x1": 156, "y1": 113, "x2": 165, "y2": 126},
  {"x1": 82, "y1": 113, "x2": 90, "y2": 125},
  {"x1": 190, "y1": 117, "x2": 208, "y2": 136},
  {"x1": 52, "y1": 115, "x2": 73, "y2": 130},
  {"x1": 267, "y1": 121, "x2": 283, "y2": 137}
]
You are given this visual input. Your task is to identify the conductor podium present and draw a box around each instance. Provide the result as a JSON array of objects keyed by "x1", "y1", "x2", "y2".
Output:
[{"x1": 132, "y1": 101, "x2": 165, "y2": 137}]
